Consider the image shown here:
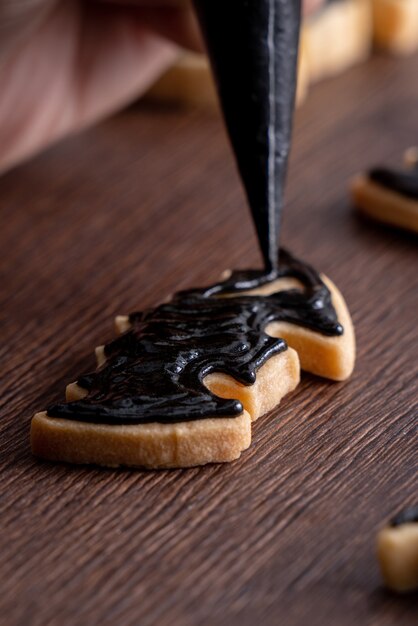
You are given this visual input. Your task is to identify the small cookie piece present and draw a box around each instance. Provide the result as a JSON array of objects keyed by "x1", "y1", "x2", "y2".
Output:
[
  {"x1": 372, "y1": 0, "x2": 418, "y2": 55},
  {"x1": 31, "y1": 251, "x2": 355, "y2": 470},
  {"x1": 304, "y1": 0, "x2": 372, "y2": 83},
  {"x1": 351, "y1": 149, "x2": 418, "y2": 233},
  {"x1": 377, "y1": 506, "x2": 418, "y2": 593}
]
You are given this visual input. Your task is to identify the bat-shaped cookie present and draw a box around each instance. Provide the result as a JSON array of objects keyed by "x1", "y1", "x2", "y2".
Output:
[{"x1": 31, "y1": 251, "x2": 355, "y2": 469}]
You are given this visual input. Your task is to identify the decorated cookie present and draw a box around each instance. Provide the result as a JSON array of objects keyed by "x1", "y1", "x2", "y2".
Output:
[
  {"x1": 32, "y1": 3, "x2": 356, "y2": 470},
  {"x1": 377, "y1": 506, "x2": 418, "y2": 593},
  {"x1": 31, "y1": 251, "x2": 355, "y2": 469},
  {"x1": 351, "y1": 149, "x2": 418, "y2": 233},
  {"x1": 372, "y1": 0, "x2": 418, "y2": 55}
]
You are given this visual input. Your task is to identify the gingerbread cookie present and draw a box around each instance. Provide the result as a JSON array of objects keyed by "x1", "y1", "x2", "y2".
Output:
[
  {"x1": 32, "y1": 3, "x2": 356, "y2": 470},
  {"x1": 377, "y1": 506, "x2": 418, "y2": 593},
  {"x1": 372, "y1": 0, "x2": 418, "y2": 55},
  {"x1": 31, "y1": 251, "x2": 355, "y2": 469},
  {"x1": 303, "y1": 0, "x2": 372, "y2": 83},
  {"x1": 351, "y1": 149, "x2": 418, "y2": 233}
]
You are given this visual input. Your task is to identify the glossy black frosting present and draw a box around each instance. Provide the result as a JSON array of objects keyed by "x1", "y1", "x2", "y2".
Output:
[
  {"x1": 390, "y1": 506, "x2": 418, "y2": 527},
  {"x1": 193, "y1": 0, "x2": 301, "y2": 272},
  {"x1": 47, "y1": 251, "x2": 343, "y2": 425},
  {"x1": 369, "y1": 162, "x2": 418, "y2": 201},
  {"x1": 46, "y1": 2, "x2": 343, "y2": 427}
]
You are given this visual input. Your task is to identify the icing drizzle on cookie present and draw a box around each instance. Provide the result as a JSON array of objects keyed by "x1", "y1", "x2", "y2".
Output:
[
  {"x1": 45, "y1": 4, "x2": 342, "y2": 427},
  {"x1": 47, "y1": 251, "x2": 343, "y2": 425}
]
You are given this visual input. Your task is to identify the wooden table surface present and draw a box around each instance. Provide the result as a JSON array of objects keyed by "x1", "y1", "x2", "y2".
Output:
[{"x1": 1, "y1": 51, "x2": 417, "y2": 626}]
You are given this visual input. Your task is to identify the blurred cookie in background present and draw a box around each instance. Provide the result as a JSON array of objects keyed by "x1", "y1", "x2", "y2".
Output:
[
  {"x1": 144, "y1": 0, "x2": 418, "y2": 110},
  {"x1": 377, "y1": 506, "x2": 418, "y2": 593},
  {"x1": 372, "y1": 0, "x2": 418, "y2": 55},
  {"x1": 145, "y1": 34, "x2": 310, "y2": 109},
  {"x1": 303, "y1": 0, "x2": 372, "y2": 83},
  {"x1": 145, "y1": 0, "x2": 370, "y2": 109},
  {"x1": 351, "y1": 148, "x2": 418, "y2": 233}
]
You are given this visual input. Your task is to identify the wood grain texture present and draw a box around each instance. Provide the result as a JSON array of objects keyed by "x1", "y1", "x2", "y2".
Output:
[{"x1": 1, "y1": 51, "x2": 417, "y2": 626}]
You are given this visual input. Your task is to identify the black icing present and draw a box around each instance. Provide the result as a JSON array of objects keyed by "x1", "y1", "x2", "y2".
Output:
[
  {"x1": 390, "y1": 506, "x2": 418, "y2": 527},
  {"x1": 47, "y1": 251, "x2": 343, "y2": 425},
  {"x1": 193, "y1": 0, "x2": 301, "y2": 272},
  {"x1": 369, "y1": 165, "x2": 418, "y2": 201},
  {"x1": 46, "y1": 2, "x2": 343, "y2": 427}
]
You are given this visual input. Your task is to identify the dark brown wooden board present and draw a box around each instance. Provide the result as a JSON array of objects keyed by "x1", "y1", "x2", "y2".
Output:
[{"x1": 1, "y1": 51, "x2": 417, "y2": 626}]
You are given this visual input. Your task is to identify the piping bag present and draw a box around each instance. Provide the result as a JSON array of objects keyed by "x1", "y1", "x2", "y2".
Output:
[{"x1": 192, "y1": 0, "x2": 301, "y2": 273}]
